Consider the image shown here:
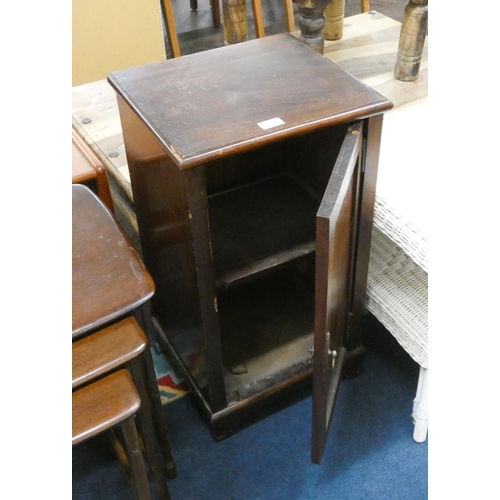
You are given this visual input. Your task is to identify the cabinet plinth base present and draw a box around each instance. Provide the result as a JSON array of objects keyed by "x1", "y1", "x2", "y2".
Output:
[{"x1": 153, "y1": 314, "x2": 365, "y2": 440}]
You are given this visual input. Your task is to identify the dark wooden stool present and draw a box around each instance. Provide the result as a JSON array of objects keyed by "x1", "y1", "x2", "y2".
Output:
[
  {"x1": 72, "y1": 185, "x2": 176, "y2": 495},
  {"x1": 72, "y1": 369, "x2": 151, "y2": 500},
  {"x1": 73, "y1": 316, "x2": 177, "y2": 493}
]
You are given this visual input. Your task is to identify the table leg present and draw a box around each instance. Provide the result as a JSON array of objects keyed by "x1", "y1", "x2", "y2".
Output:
[
  {"x1": 130, "y1": 357, "x2": 173, "y2": 499},
  {"x1": 292, "y1": 0, "x2": 331, "y2": 54},
  {"x1": 141, "y1": 347, "x2": 178, "y2": 479}
]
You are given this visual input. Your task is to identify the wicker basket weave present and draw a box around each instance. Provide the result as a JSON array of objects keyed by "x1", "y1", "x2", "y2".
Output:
[
  {"x1": 373, "y1": 194, "x2": 428, "y2": 273},
  {"x1": 366, "y1": 226, "x2": 428, "y2": 369}
]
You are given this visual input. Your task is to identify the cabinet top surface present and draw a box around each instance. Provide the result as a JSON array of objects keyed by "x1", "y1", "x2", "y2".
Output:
[{"x1": 108, "y1": 33, "x2": 392, "y2": 168}]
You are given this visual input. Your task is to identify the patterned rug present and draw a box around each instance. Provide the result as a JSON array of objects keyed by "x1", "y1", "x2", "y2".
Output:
[{"x1": 150, "y1": 340, "x2": 190, "y2": 405}]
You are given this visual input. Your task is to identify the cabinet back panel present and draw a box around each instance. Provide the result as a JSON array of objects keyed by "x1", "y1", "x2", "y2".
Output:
[
  {"x1": 205, "y1": 141, "x2": 286, "y2": 196},
  {"x1": 287, "y1": 124, "x2": 350, "y2": 201}
]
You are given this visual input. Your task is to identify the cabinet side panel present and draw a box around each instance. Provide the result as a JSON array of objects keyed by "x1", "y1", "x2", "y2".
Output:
[
  {"x1": 349, "y1": 114, "x2": 384, "y2": 350},
  {"x1": 116, "y1": 95, "x2": 212, "y2": 402}
]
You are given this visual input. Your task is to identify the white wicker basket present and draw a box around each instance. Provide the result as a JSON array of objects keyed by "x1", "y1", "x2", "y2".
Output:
[{"x1": 366, "y1": 226, "x2": 428, "y2": 369}]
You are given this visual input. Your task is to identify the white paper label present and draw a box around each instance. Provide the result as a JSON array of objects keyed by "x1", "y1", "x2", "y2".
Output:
[{"x1": 257, "y1": 117, "x2": 285, "y2": 130}]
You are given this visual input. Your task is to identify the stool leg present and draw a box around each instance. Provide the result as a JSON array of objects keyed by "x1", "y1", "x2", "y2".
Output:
[
  {"x1": 283, "y1": 0, "x2": 296, "y2": 32},
  {"x1": 251, "y1": 0, "x2": 265, "y2": 38},
  {"x1": 161, "y1": 0, "x2": 181, "y2": 58},
  {"x1": 130, "y1": 358, "x2": 173, "y2": 500},
  {"x1": 120, "y1": 416, "x2": 152, "y2": 500},
  {"x1": 212, "y1": 0, "x2": 221, "y2": 26},
  {"x1": 141, "y1": 348, "x2": 178, "y2": 479}
]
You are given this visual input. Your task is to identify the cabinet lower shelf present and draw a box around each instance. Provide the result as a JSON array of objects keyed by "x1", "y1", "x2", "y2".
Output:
[{"x1": 218, "y1": 269, "x2": 315, "y2": 403}]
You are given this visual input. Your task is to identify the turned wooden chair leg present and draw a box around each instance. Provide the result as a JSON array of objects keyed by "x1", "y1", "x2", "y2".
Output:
[
  {"x1": 323, "y1": 0, "x2": 344, "y2": 41},
  {"x1": 394, "y1": 0, "x2": 428, "y2": 81},
  {"x1": 222, "y1": 0, "x2": 248, "y2": 44}
]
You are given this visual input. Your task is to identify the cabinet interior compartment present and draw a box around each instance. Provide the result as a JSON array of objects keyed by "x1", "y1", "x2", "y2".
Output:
[
  {"x1": 203, "y1": 126, "x2": 347, "y2": 403},
  {"x1": 206, "y1": 126, "x2": 347, "y2": 289},
  {"x1": 208, "y1": 173, "x2": 319, "y2": 289},
  {"x1": 217, "y1": 265, "x2": 315, "y2": 403}
]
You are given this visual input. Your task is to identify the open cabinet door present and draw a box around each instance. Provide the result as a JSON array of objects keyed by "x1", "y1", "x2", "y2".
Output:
[{"x1": 311, "y1": 122, "x2": 364, "y2": 464}]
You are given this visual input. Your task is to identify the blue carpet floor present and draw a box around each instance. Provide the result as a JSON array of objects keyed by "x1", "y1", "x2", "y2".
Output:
[{"x1": 72, "y1": 314, "x2": 428, "y2": 499}]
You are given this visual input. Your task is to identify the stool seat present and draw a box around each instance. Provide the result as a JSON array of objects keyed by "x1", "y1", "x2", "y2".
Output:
[
  {"x1": 73, "y1": 370, "x2": 152, "y2": 499},
  {"x1": 72, "y1": 317, "x2": 147, "y2": 389},
  {"x1": 72, "y1": 369, "x2": 140, "y2": 445},
  {"x1": 72, "y1": 315, "x2": 177, "y2": 495}
]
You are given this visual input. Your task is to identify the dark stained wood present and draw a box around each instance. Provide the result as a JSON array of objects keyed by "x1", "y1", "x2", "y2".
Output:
[
  {"x1": 72, "y1": 316, "x2": 146, "y2": 389},
  {"x1": 185, "y1": 168, "x2": 228, "y2": 411},
  {"x1": 72, "y1": 370, "x2": 152, "y2": 500},
  {"x1": 293, "y1": 0, "x2": 332, "y2": 53},
  {"x1": 72, "y1": 185, "x2": 154, "y2": 338},
  {"x1": 72, "y1": 318, "x2": 176, "y2": 490},
  {"x1": 209, "y1": 174, "x2": 318, "y2": 288},
  {"x1": 107, "y1": 33, "x2": 391, "y2": 169},
  {"x1": 110, "y1": 34, "x2": 392, "y2": 445},
  {"x1": 72, "y1": 186, "x2": 176, "y2": 486},
  {"x1": 312, "y1": 122, "x2": 362, "y2": 464},
  {"x1": 348, "y1": 115, "x2": 384, "y2": 353},
  {"x1": 72, "y1": 370, "x2": 141, "y2": 444},
  {"x1": 72, "y1": 316, "x2": 177, "y2": 491},
  {"x1": 115, "y1": 94, "x2": 223, "y2": 408}
]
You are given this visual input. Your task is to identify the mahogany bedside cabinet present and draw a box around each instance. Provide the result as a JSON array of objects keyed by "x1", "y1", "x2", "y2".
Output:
[{"x1": 108, "y1": 33, "x2": 392, "y2": 464}]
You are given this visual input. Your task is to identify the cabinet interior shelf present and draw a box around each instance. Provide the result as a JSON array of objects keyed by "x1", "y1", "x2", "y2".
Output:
[{"x1": 209, "y1": 174, "x2": 319, "y2": 289}]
